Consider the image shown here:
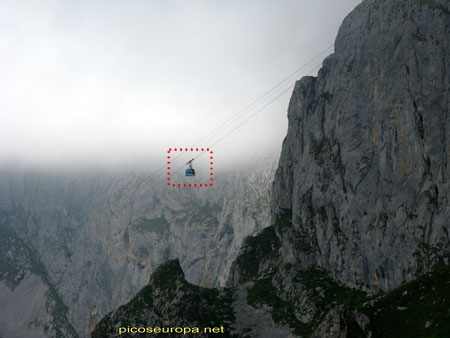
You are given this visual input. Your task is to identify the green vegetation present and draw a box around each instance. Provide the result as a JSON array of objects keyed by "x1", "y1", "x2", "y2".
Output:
[
  {"x1": 274, "y1": 209, "x2": 293, "y2": 231},
  {"x1": 152, "y1": 260, "x2": 236, "y2": 326},
  {"x1": 183, "y1": 285, "x2": 235, "y2": 328},
  {"x1": 168, "y1": 200, "x2": 221, "y2": 227},
  {"x1": 44, "y1": 286, "x2": 76, "y2": 338},
  {"x1": 294, "y1": 268, "x2": 370, "y2": 332},
  {"x1": 296, "y1": 268, "x2": 370, "y2": 310},
  {"x1": 133, "y1": 216, "x2": 169, "y2": 234},
  {"x1": 0, "y1": 226, "x2": 33, "y2": 289},
  {"x1": 311, "y1": 136, "x2": 333, "y2": 165},
  {"x1": 93, "y1": 259, "x2": 237, "y2": 338},
  {"x1": 94, "y1": 200, "x2": 450, "y2": 338},
  {"x1": 93, "y1": 252, "x2": 450, "y2": 338},
  {"x1": 0, "y1": 225, "x2": 78, "y2": 338},
  {"x1": 187, "y1": 200, "x2": 221, "y2": 225},
  {"x1": 247, "y1": 265, "x2": 370, "y2": 336},
  {"x1": 366, "y1": 265, "x2": 450, "y2": 338},
  {"x1": 247, "y1": 268, "x2": 311, "y2": 336},
  {"x1": 150, "y1": 258, "x2": 184, "y2": 291},
  {"x1": 413, "y1": 242, "x2": 450, "y2": 275},
  {"x1": 234, "y1": 226, "x2": 280, "y2": 283},
  {"x1": 246, "y1": 264, "x2": 450, "y2": 337}
]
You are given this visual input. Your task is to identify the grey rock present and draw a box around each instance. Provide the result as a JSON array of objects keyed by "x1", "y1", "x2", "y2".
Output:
[
  {"x1": 230, "y1": 282, "x2": 295, "y2": 338},
  {"x1": 0, "y1": 275, "x2": 53, "y2": 338},
  {"x1": 272, "y1": 0, "x2": 450, "y2": 293},
  {"x1": 310, "y1": 305, "x2": 368, "y2": 338},
  {"x1": 0, "y1": 223, "x2": 78, "y2": 338},
  {"x1": 226, "y1": 225, "x2": 281, "y2": 287},
  {"x1": 0, "y1": 157, "x2": 276, "y2": 336},
  {"x1": 3, "y1": 0, "x2": 450, "y2": 337},
  {"x1": 92, "y1": 259, "x2": 236, "y2": 338},
  {"x1": 92, "y1": 259, "x2": 300, "y2": 338},
  {"x1": 98, "y1": 1, "x2": 450, "y2": 336}
]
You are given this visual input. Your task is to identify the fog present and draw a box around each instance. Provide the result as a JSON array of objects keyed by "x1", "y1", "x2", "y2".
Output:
[{"x1": 0, "y1": 0, "x2": 362, "y2": 172}]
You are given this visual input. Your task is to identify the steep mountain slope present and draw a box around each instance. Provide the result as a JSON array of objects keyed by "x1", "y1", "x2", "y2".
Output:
[
  {"x1": 272, "y1": 0, "x2": 450, "y2": 292},
  {"x1": 0, "y1": 158, "x2": 276, "y2": 337},
  {"x1": 92, "y1": 259, "x2": 238, "y2": 338},
  {"x1": 92, "y1": 234, "x2": 450, "y2": 338},
  {"x1": 93, "y1": 0, "x2": 450, "y2": 337},
  {"x1": 0, "y1": 219, "x2": 78, "y2": 338}
]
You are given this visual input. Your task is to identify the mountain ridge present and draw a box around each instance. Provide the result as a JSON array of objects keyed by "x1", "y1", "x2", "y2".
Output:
[
  {"x1": 92, "y1": 0, "x2": 450, "y2": 336},
  {"x1": 271, "y1": 0, "x2": 450, "y2": 292},
  {"x1": 0, "y1": 158, "x2": 277, "y2": 337}
]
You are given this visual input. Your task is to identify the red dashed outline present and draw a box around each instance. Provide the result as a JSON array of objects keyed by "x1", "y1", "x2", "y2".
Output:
[{"x1": 166, "y1": 148, "x2": 213, "y2": 188}]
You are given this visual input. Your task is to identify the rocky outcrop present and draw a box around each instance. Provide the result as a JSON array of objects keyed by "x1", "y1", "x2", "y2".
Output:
[
  {"x1": 91, "y1": 2, "x2": 450, "y2": 336},
  {"x1": 226, "y1": 221, "x2": 371, "y2": 337},
  {"x1": 226, "y1": 225, "x2": 281, "y2": 286},
  {"x1": 0, "y1": 219, "x2": 78, "y2": 338},
  {"x1": 93, "y1": 243, "x2": 450, "y2": 338},
  {"x1": 0, "y1": 158, "x2": 276, "y2": 337},
  {"x1": 4, "y1": 0, "x2": 450, "y2": 337},
  {"x1": 92, "y1": 259, "x2": 298, "y2": 338},
  {"x1": 310, "y1": 305, "x2": 369, "y2": 338},
  {"x1": 92, "y1": 259, "x2": 236, "y2": 338},
  {"x1": 271, "y1": 0, "x2": 450, "y2": 292}
]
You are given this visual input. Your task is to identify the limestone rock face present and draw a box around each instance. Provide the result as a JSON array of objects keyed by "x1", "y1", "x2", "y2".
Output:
[
  {"x1": 92, "y1": 233, "x2": 450, "y2": 338},
  {"x1": 0, "y1": 223, "x2": 78, "y2": 338},
  {"x1": 92, "y1": 259, "x2": 296, "y2": 338},
  {"x1": 3, "y1": 0, "x2": 450, "y2": 337},
  {"x1": 271, "y1": 0, "x2": 450, "y2": 292},
  {"x1": 0, "y1": 158, "x2": 276, "y2": 337},
  {"x1": 95, "y1": 1, "x2": 450, "y2": 337},
  {"x1": 92, "y1": 259, "x2": 236, "y2": 338},
  {"x1": 310, "y1": 305, "x2": 369, "y2": 338}
]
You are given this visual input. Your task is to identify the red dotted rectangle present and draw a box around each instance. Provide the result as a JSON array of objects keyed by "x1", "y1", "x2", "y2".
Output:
[{"x1": 166, "y1": 147, "x2": 213, "y2": 187}]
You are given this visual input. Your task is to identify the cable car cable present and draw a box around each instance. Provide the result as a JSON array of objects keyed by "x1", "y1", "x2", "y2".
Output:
[
  {"x1": 171, "y1": 61, "x2": 324, "y2": 175},
  {"x1": 141, "y1": 51, "x2": 330, "y2": 182},
  {"x1": 186, "y1": 45, "x2": 333, "y2": 149},
  {"x1": 171, "y1": 80, "x2": 297, "y2": 175}
]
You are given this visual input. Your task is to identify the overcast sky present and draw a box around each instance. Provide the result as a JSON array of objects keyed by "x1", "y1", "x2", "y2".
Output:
[{"x1": 0, "y1": 0, "x2": 362, "y2": 169}]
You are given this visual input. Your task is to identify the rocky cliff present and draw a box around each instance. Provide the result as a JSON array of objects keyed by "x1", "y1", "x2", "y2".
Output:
[
  {"x1": 4, "y1": 0, "x2": 450, "y2": 337},
  {"x1": 93, "y1": 1, "x2": 450, "y2": 337},
  {"x1": 92, "y1": 259, "x2": 237, "y2": 338},
  {"x1": 0, "y1": 157, "x2": 276, "y2": 337},
  {"x1": 0, "y1": 220, "x2": 78, "y2": 338},
  {"x1": 93, "y1": 235, "x2": 450, "y2": 338},
  {"x1": 272, "y1": 0, "x2": 450, "y2": 292}
]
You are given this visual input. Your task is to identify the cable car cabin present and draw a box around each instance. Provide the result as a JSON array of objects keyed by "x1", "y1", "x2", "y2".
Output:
[
  {"x1": 185, "y1": 169, "x2": 195, "y2": 176},
  {"x1": 185, "y1": 159, "x2": 195, "y2": 177}
]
